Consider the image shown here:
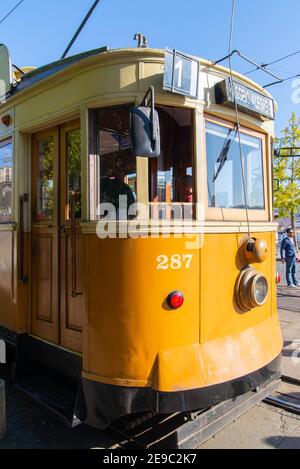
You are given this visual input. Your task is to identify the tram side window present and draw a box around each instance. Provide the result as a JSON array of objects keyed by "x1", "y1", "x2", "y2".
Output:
[
  {"x1": 89, "y1": 106, "x2": 136, "y2": 220},
  {"x1": 205, "y1": 121, "x2": 265, "y2": 210},
  {"x1": 0, "y1": 139, "x2": 13, "y2": 223},
  {"x1": 149, "y1": 106, "x2": 194, "y2": 220}
]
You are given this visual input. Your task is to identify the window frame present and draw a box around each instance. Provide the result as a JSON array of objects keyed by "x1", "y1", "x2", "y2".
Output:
[
  {"x1": 204, "y1": 115, "x2": 269, "y2": 222},
  {"x1": 0, "y1": 137, "x2": 13, "y2": 224}
]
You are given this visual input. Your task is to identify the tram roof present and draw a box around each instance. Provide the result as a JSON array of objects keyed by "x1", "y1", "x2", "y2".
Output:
[{"x1": 8, "y1": 46, "x2": 274, "y2": 103}]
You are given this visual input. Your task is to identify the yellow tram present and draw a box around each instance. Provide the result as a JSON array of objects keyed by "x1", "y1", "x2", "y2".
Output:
[{"x1": 0, "y1": 44, "x2": 282, "y2": 428}]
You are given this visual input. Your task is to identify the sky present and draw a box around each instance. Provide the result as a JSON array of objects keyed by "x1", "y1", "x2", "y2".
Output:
[{"x1": 1, "y1": 0, "x2": 300, "y2": 135}]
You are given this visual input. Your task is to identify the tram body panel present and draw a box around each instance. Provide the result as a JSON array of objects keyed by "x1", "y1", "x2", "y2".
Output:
[
  {"x1": 0, "y1": 229, "x2": 16, "y2": 330},
  {"x1": 84, "y1": 234, "x2": 200, "y2": 385},
  {"x1": 83, "y1": 230, "x2": 282, "y2": 393},
  {"x1": 200, "y1": 231, "x2": 277, "y2": 342}
]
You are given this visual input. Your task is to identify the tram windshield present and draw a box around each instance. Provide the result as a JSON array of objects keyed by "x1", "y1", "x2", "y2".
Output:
[
  {"x1": 149, "y1": 106, "x2": 194, "y2": 220},
  {"x1": 89, "y1": 105, "x2": 194, "y2": 221},
  {"x1": 205, "y1": 121, "x2": 265, "y2": 210}
]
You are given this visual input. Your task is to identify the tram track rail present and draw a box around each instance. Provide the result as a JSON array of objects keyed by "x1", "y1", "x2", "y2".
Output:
[{"x1": 263, "y1": 377, "x2": 300, "y2": 416}]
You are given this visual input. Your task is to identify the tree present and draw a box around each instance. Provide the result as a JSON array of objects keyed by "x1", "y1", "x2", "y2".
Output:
[{"x1": 274, "y1": 112, "x2": 300, "y2": 250}]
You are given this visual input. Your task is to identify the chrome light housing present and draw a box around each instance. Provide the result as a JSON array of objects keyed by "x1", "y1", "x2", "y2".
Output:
[{"x1": 235, "y1": 267, "x2": 268, "y2": 312}]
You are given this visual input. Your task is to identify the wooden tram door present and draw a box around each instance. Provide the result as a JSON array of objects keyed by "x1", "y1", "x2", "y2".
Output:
[{"x1": 31, "y1": 122, "x2": 84, "y2": 353}]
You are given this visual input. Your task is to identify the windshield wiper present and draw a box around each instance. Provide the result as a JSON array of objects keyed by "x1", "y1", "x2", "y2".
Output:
[{"x1": 213, "y1": 128, "x2": 238, "y2": 182}]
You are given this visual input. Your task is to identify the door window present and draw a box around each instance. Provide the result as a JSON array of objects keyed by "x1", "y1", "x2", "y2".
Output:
[
  {"x1": 67, "y1": 128, "x2": 81, "y2": 219},
  {"x1": 37, "y1": 136, "x2": 55, "y2": 221}
]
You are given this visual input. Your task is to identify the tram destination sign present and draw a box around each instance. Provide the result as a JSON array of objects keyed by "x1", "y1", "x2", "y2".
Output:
[
  {"x1": 163, "y1": 49, "x2": 200, "y2": 99},
  {"x1": 215, "y1": 78, "x2": 275, "y2": 120}
]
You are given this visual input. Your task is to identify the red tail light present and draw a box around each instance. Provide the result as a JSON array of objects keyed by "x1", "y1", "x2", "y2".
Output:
[
  {"x1": 167, "y1": 291, "x2": 184, "y2": 310},
  {"x1": 276, "y1": 273, "x2": 281, "y2": 285}
]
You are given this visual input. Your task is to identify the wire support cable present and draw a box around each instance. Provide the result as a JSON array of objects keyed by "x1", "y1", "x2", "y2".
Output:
[
  {"x1": 245, "y1": 49, "x2": 300, "y2": 76},
  {"x1": 227, "y1": 0, "x2": 251, "y2": 242},
  {"x1": 0, "y1": 0, "x2": 24, "y2": 25},
  {"x1": 61, "y1": 0, "x2": 102, "y2": 59}
]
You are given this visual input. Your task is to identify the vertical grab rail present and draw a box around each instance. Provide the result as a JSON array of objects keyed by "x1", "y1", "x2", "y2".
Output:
[
  {"x1": 19, "y1": 193, "x2": 28, "y2": 284},
  {"x1": 70, "y1": 191, "x2": 82, "y2": 298}
]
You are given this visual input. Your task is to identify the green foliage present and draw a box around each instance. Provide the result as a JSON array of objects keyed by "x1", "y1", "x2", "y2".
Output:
[{"x1": 274, "y1": 112, "x2": 300, "y2": 219}]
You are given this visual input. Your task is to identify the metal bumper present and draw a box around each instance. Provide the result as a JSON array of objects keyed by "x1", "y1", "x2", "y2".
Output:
[{"x1": 76, "y1": 354, "x2": 282, "y2": 429}]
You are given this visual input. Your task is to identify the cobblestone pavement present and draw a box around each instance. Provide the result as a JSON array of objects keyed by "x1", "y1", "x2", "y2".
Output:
[
  {"x1": 0, "y1": 384, "x2": 119, "y2": 449},
  {"x1": 276, "y1": 247, "x2": 300, "y2": 286},
  {"x1": 199, "y1": 260, "x2": 300, "y2": 449}
]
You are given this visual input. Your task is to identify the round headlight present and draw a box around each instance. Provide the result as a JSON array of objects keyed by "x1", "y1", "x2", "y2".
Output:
[
  {"x1": 251, "y1": 275, "x2": 268, "y2": 306},
  {"x1": 235, "y1": 268, "x2": 268, "y2": 312}
]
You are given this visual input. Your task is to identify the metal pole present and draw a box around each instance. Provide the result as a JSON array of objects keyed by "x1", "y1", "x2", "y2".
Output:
[{"x1": 61, "y1": 0, "x2": 101, "y2": 60}]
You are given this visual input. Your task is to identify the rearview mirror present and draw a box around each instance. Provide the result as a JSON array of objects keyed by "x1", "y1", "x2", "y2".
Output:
[{"x1": 130, "y1": 86, "x2": 160, "y2": 157}]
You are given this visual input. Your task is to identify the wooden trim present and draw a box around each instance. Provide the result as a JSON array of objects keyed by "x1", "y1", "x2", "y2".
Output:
[
  {"x1": 136, "y1": 157, "x2": 149, "y2": 208},
  {"x1": 203, "y1": 115, "x2": 269, "y2": 222},
  {"x1": 80, "y1": 105, "x2": 88, "y2": 222},
  {"x1": 59, "y1": 119, "x2": 83, "y2": 353},
  {"x1": 205, "y1": 114, "x2": 269, "y2": 139},
  {"x1": 80, "y1": 220, "x2": 278, "y2": 234},
  {"x1": 195, "y1": 106, "x2": 205, "y2": 220}
]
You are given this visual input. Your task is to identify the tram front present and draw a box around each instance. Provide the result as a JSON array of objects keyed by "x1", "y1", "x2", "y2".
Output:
[{"x1": 78, "y1": 48, "x2": 282, "y2": 429}]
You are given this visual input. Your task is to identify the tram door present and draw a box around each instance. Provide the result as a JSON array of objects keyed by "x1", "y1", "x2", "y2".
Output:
[{"x1": 31, "y1": 122, "x2": 84, "y2": 353}]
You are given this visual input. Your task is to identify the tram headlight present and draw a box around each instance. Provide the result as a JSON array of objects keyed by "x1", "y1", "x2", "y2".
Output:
[
  {"x1": 235, "y1": 268, "x2": 268, "y2": 312},
  {"x1": 252, "y1": 275, "x2": 268, "y2": 306}
]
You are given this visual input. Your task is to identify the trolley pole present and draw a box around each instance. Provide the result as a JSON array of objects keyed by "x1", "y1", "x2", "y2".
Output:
[{"x1": 0, "y1": 379, "x2": 5, "y2": 439}]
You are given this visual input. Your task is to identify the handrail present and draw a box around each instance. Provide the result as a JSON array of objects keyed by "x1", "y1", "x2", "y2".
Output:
[
  {"x1": 70, "y1": 191, "x2": 82, "y2": 298},
  {"x1": 19, "y1": 193, "x2": 28, "y2": 283}
]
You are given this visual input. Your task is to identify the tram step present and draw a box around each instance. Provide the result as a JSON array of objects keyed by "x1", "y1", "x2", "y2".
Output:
[{"x1": 16, "y1": 375, "x2": 81, "y2": 428}]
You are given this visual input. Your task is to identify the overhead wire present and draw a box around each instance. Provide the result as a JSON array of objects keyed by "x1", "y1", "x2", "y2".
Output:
[
  {"x1": 0, "y1": 0, "x2": 24, "y2": 25},
  {"x1": 227, "y1": 0, "x2": 252, "y2": 241},
  {"x1": 245, "y1": 49, "x2": 300, "y2": 76}
]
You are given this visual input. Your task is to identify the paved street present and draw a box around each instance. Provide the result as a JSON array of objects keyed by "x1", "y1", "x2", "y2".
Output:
[
  {"x1": 199, "y1": 260, "x2": 300, "y2": 449},
  {"x1": 1, "y1": 260, "x2": 300, "y2": 449},
  {"x1": 0, "y1": 384, "x2": 120, "y2": 449}
]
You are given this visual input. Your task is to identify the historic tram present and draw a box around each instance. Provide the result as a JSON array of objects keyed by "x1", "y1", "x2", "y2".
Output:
[{"x1": 0, "y1": 43, "x2": 282, "y2": 428}]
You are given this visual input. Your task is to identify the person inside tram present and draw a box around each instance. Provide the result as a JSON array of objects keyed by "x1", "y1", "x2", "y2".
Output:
[
  {"x1": 180, "y1": 175, "x2": 193, "y2": 203},
  {"x1": 100, "y1": 156, "x2": 135, "y2": 216}
]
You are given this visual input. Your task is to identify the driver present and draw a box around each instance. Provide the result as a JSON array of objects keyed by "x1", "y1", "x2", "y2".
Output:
[{"x1": 100, "y1": 157, "x2": 135, "y2": 216}]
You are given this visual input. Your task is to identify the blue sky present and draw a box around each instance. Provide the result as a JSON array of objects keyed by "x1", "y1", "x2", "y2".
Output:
[{"x1": 1, "y1": 0, "x2": 300, "y2": 135}]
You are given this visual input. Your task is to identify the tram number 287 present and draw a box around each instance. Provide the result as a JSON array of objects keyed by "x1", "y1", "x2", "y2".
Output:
[{"x1": 156, "y1": 254, "x2": 193, "y2": 270}]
